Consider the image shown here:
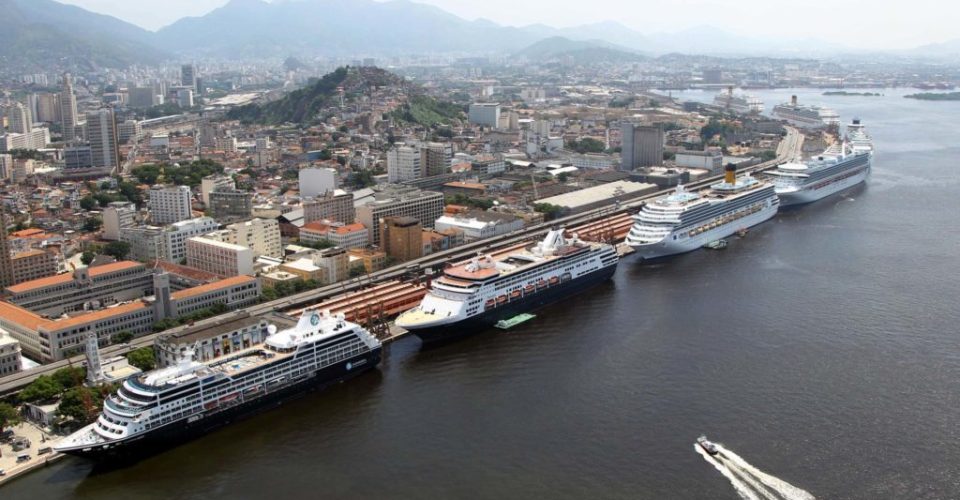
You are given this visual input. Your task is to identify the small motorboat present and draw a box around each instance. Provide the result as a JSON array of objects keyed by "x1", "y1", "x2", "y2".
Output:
[
  {"x1": 697, "y1": 435, "x2": 719, "y2": 456},
  {"x1": 736, "y1": 228, "x2": 749, "y2": 238}
]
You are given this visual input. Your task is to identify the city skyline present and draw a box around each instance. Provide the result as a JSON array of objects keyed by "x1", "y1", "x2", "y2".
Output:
[{"x1": 58, "y1": 0, "x2": 960, "y2": 51}]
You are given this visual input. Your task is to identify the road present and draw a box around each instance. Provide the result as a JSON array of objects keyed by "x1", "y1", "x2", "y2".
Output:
[{"x1": 0, "y1": 127, "x2": 804, "y2": 396}]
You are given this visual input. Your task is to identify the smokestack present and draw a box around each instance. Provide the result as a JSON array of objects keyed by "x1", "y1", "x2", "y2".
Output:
[
  {"x1": 791, "y1": 95, "x2": 798, "y2": 106},
  {"x1": 724, "y1": 163, "x2": 737, "y2": 184}
]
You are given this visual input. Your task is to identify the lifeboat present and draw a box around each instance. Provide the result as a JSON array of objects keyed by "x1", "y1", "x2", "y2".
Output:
[
  {"x1": 510, "y1": 290, "x2": 522, "y2": 300},
  {"x1": 548, "y1": 276, "x2": 560, "y2": 285},
  {"x1": 485, "y1": 299, "x2": 496, "y2": 308},
  {"x1": 496, "y1": 295, "x2": 508, "y2": 304},
  {"x1": 524, "y1": 284, "x2": 536, "y2": 294},
  {"x1": 537, "y1": 280, "x2": 548, "y2": 289}
]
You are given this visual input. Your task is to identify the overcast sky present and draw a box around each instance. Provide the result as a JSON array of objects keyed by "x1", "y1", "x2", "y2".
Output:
[{"x1": 60, "y1": 0, "x2": 955, "y2": 50}]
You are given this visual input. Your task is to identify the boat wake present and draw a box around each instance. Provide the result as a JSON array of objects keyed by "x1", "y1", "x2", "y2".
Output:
[{"x1": 695, "y1": 443, "x2": 815, "y2": 500}]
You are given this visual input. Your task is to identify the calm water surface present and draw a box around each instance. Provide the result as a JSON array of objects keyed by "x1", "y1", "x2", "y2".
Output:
[{"x1": 7, "y1": 89, "x2": 960, "y2": 499}]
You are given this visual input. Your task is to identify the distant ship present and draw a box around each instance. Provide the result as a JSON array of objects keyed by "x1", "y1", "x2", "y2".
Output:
[
  {"x1": 396, "y1": 230, "x2": 618, "y2": 343},
  {"x1": 54, "y1": 310, "x2": 382, "y2": 460},
  {"x1": 772, "y1": 95, "x2": 840, "y2": 129},
  {"x1": 625, "y1": 165, "x2": 779, "y2": 259},
  {"x1": 766, "y1": 119, "x2": 873, "y2": 207},
  {"x1": 713, "y1": 86, "x2": 764, "y2": 114},
  {"x1": 697, "y1": 435, "x2": 719, "y2": 456}
]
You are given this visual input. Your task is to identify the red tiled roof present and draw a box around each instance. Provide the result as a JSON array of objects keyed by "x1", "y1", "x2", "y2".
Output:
[
  {"x1": 5, "y1": 261, "x2": 143, "y2": 294},
  {"x1": 170, "y1": 275, "x2": 258, "y2": 300}
]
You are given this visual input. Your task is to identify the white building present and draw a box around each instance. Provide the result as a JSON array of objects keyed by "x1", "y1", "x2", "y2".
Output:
[
  {"x1": 186, "y1": 237, "x2": 255, "y2": 276},
  {"x1": 468, "y1": 103, "x2": 500, "y2": 128},
  {"x1": 102, "y1": 201, "x2": 137, "y2": 240},
  {"x1": 387, "y1": 145, "x2": 420, "y2": 183},
  {"x1": 299, "y1": 167, "x2": 339, "y2": 198},
  {"x1": 200, "y1": 175, "x2": 234, "y2": 207},
  {"x1": 177, "y1": 88, "x2": 194, "y2": 107},
  {"x1": 0, "y1": 128, "x2": 50, "y2": 152},
  {"x1": 164, "y1": 216, "x2": 219, "y2": 263},
  {"x1": 0, "y1": 329, "x2": 22, "y2": 376},
  {"x1": 434, "y1": 212, "x2": 524, "y2": 242},
  {"x1": 148, "y1": 185, "x2": 193, "y2": 224},
  {"x1": 226, "y1": 218, "x2": 282, "y2": 258}
]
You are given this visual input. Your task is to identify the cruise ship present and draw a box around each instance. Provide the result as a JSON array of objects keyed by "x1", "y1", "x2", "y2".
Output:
[
  {"x1": 766, "y1": 119, "x2": 873, "y2": 207},
  {"x1": 772, "y1": 95, "x2": 840, "y2": 129},
  {"x1": 396, "y1": 230, "x2": 618, "y2": 343},
  {"x1": 54, "y1": 310, "x2": 382, "y2": 460},
  {"x1": 713, "y1": 87, "x2": 764, "y2": 114},
  {"x1": 625, "y1": 165, "x2": 779, "y2": 259}
]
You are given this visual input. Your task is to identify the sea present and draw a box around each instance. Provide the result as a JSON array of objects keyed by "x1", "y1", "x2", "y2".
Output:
[{"x1": 6, "y1": 88, "x2": 960, "y2": 499}]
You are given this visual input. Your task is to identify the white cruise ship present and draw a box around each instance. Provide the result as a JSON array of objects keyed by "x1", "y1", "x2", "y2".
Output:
[
  {"x1": 713, "y1": 87, "x2": 764, "y2": 114},
  {"x1": 396, "y1": 230, "x2": 618, "y2": 343},
  {"x1": 766, "y1": 119, "x2": 873, "y2": 207},
  {"x1": 55, "y1": 310, "x2": 382, "y2": 460},
  {"x1": 772, "y1": 95, "x2": 840, "y2": 129},
  {"x1": 625, "y1": 165, "x2": 779, "y2": 259}
]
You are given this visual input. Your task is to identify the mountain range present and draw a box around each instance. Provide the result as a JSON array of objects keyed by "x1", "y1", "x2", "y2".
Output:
[{"x1": 5, "y1": 0, "x2": 960, "y2": 69}]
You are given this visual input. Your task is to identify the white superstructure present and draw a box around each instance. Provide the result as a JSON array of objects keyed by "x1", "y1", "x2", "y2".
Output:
[
  {"x1": 713, "y1": 88, "x2": 764, "y2": 114},
  {"x1": 626, "y1": 168, "x2": 779, "y2": 259},
  {"x1": 772, "y1": 95, "x2": 840, "y2": 130}
]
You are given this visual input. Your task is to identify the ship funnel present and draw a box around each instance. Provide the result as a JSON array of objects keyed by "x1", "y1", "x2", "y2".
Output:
[
  {"x1": 791, "y1": 95, "x2": 798, "y2": 106},
  {"x1": 724, "y1": 163, "x2": 737, "y2": 184}
]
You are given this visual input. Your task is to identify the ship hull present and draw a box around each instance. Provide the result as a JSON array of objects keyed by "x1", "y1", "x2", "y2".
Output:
[
  {"x1": 630, "y1": 201, "x2": 778, "y2": 260},
  {"x1": 408, "y1": 264, "x2": 618, "y2": 344},
  {"x1": 57, "y1": 348, "x2": 382, "y2": 462},
  {"x1": 777, "y1": 165, "x2": 869, "y2": 207}
]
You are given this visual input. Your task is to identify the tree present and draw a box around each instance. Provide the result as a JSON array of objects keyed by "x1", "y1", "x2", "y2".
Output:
[
  {"x1": 103, "y1": 241, "x2": 131, "y2": 260},
  {"x1": 51, "y1": 366, "x2": 86, "y2": 389},
  {"x1": 567, "y1": 137, "x2": 606, "y2": 154},
  {"x1": 19, "y1": 375, "x2": 63, "y2": 402},
  {"x1": 112, "y1": 331, "x2": 134, "y2": 344},
  {"x1": 556, "y1": 172, "x2": 569, "y2": 183},
  {"x1": 533, "y1": 203, "x2": 564, "y2": 221},
  {"x1": 760, "y1": 150, "x2": 778, "y2": 161},
  {"x1": 82, "y1": 216, "x2": 102, "y2": 232},
  {"x1": 349, "y1": 263, "x2": 367, "y2": 278},
  {"x1": 0, "y1": 402, "x2": 20, "y2": 432},
  {"x1": 57, "y1": 387, "x2": 101, "y2": 424},
  {"x1": 127, "y1": 347, "x2": 156, "y2": 371},
  {"x1": 80, "y1": 251, "x2": 95, "y2": 265},
  {"x1": 79, "y1": 196, "x2": 97, "y2": 211}
]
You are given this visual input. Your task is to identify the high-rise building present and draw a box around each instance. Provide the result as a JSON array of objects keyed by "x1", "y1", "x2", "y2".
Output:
[
  {"x1": 86, "y1": 108, "x2": 120, "y2": 169},
  {"x1": 181, "y1": 64, "x2": 197, "y2": 90},
  {"x1": 118, "y1": 120, "x2": 142, "y2": 144},
  {"x1": 208, "y1": 189, "x2": 253, "y2": 222},
  {"x1": 10, "y1": 249, "x2": 57, "y2": 285},
  {"x1": 420, "y1": 142, "x2": 451, "y2": 177},
  {"x1": 200, "y1": 175, "x2": 235, "y2": 206},
  {"x1": 225, "y1": 218, "x2": 282, "y2": 258},
  {"x1": 60, "y1": 73, "x2": 79, "y2": 140},
  {"x1": 620, "y1": 123, "x2": 664, "y2": 171},
  {"x1": 163, "y1": 217, "x2": 219, "y2": 263},
  {"x1": 303, "y1": 191, "x2": 355, "y2": 224},
  {"x1": 298, "y1": 167, "x2": 338, "y2": 198},
  {"x1": 148, "y1": 185, "x2": 193, "y2": 224},
  {"x1": 0, "y1": 154, "x2": 13, "y2": 180},
  {"x1": 127, "y1": 87, "x2": 160, "y2": 108},
  {"x1": 7, "y1": 102, "x2": 32, "y2": 134},
  {"x1": 0, "y1": 210, "x2": 16, "y2": 288},
  {"x1": 176, "y1": 88, "x2": 194, "y2": 108},
  {"x1": 357, "y1": 188, "x2": 444, "y2": 247},
  {"x1": 387, "y1": 145, "x2": 419, "y2": 183},
  {"x1": 36, "y1": 93, "x2": 60, "y2": 123},
  {"x1": 380, "y1": 216, "x2": 423, "y2": 262},
  {"x1": 186, "y1": 237, "x2": 254, "y2": 276},
  {"x1": 102, "y1": 201, "x2": 137, "y2": 240},
  {"x1": 63, "y1": 145, "x2": 93, "y2": 170},
  {"x1": 468, "y1": 103, "x2": 501, "y2": 128}
]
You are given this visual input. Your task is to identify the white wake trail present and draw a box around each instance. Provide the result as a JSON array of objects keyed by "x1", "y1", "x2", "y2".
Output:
[
  {"x1": 695, "y1": 445, "x2": 766, "y2": 500},
  {"x1": 717, "y1": 445, "x2": 816, "y2": 500}
]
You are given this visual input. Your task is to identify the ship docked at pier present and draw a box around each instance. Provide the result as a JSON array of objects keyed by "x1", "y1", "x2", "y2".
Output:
[
  {"x1": 766, "y1": 119, "x2": 873, "y2": 207},
  {"x1": 54, "y1": 310, "x2": 382, "y2": 460},
  {"x1": 772, "y1": 95, "x2": 840, "y2": 129},
  {"x1": 713, "y1": 87, "x2": 764, "y2": 114},
  {"x1": 625, "y1": 165, "x2": 779, "y2": 259},
  {"x1": 396, "y1": 230, "x2": 618, "y2": 343}
]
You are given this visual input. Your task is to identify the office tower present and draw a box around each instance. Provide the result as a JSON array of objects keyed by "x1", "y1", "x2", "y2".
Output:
[
  {"x1": 181, "y1": 64, "x2": 197, "y2": 90},
  {"x1": 60, "y1": 73, "x2": 79, "y2": 140},
  {"x1": 86, "y1": 108, "x2": 120, "y2": 169},
  {"x1": 380, "y1": 216, "x2": 423, "y2": 262},
  {"x1": 620, "y1": 123, "x2": 664, "y2": 171},
  {"x1": 148, "y1": 185, "x2": 193, "y2": 224},
  {"x1": 298, "y1": 167, "x2": 338, "y2": 198},
  {"x1": 468, "y1": 103, "x2": 501, "y2": 128},
  {"x1": 7, "y1": 103, "x2": 32, "y2": 134},
  {"x1": 36, "y1": 93, "x2": 60, "y2": 123}
]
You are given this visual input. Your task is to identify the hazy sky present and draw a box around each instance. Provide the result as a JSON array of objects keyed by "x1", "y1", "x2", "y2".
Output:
[{"x1": 61, "y1": 0, "x2": 955, "y2": 50}]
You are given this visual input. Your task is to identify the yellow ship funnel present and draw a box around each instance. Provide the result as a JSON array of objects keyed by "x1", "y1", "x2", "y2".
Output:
[{"x1": 724, "y1": 163, "x2": 737, "y2": 184}]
